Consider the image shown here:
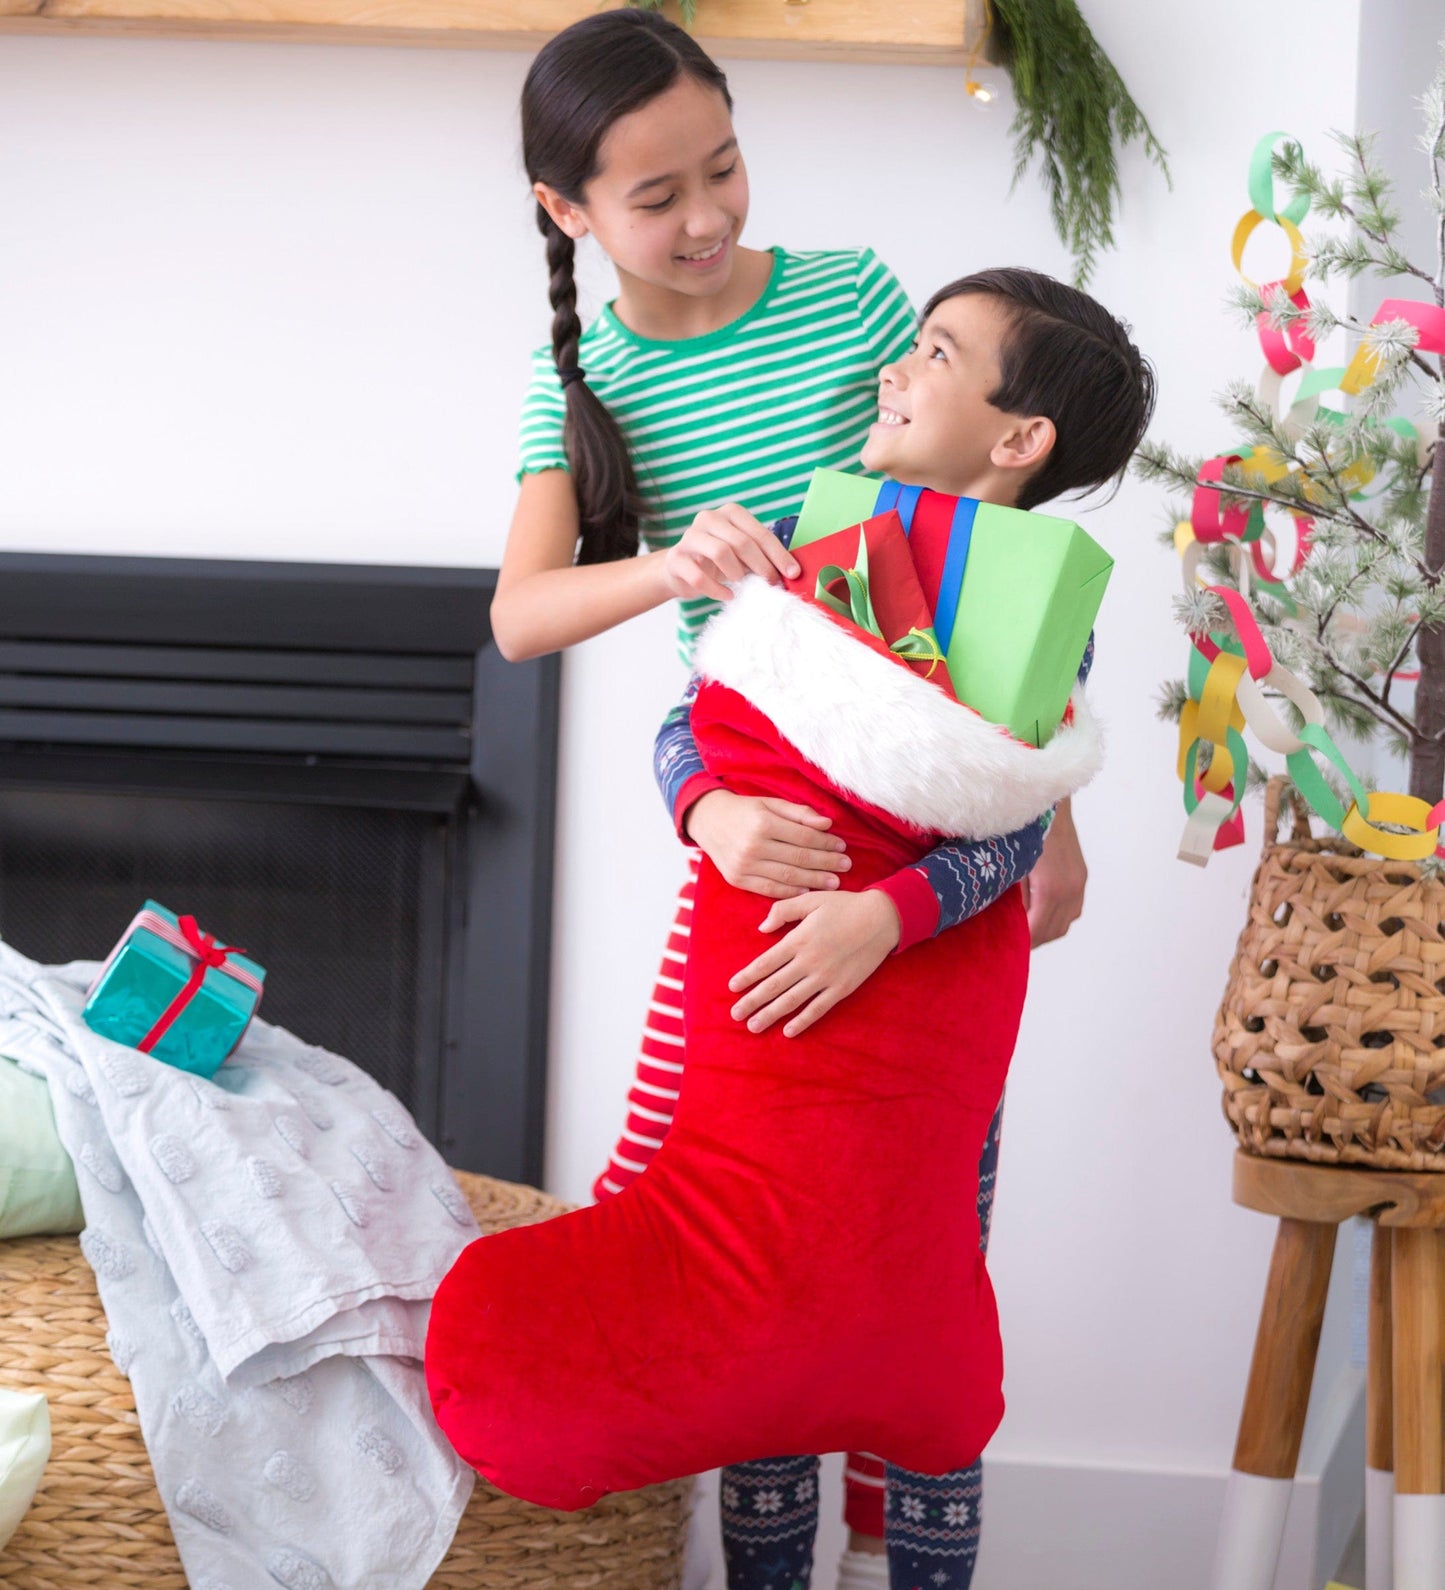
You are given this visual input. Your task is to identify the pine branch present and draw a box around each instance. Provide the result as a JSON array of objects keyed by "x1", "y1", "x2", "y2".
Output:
[
  {"x1": 1340, "y1": 310, "x2": 1439, "y2": 383},
  {"x1": 1313, "y1": 639, "x2": 1420, "y2": 740},
  {"x1": 1316, "y1": 548, "x2": 1388, "y2": 639},
  {"x1": 1209, "y1": 464, "x2": 1387, "y2": 543},
  {"x1": 1342, "y1": 131, "x2": 1422, "y2": 267},
  {"x1": 1156, "y1": 679, "x2": 1187, "y2": 724},
  {"x1": 1383, "y1": 617, "x2": 1425, "y2": 704},
  {"x1": 1305, "y1": 133, "x2": 1438, "y2": 287}
]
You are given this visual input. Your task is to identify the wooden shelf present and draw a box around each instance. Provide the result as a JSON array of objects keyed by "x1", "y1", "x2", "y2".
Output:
[{"x1": 0, "y1": 0, "x2": 995, "y2": 63}]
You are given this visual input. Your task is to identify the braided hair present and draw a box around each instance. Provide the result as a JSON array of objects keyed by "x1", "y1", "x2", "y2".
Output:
[{"x1": 522, "y1": 10, "x2": 733, "y2": 564}]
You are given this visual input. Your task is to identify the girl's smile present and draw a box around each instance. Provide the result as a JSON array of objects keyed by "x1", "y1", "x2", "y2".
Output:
[{"x1": 676, "y1": 236, "x2": 731, "y2": 271}]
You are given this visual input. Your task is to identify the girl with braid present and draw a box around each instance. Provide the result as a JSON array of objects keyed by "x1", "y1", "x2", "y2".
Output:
[{"x1": 492, "y1": 12, "x2": 1089, "y2": 1588}]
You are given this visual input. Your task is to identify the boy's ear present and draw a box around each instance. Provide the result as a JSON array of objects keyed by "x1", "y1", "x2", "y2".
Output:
[
  {"x1": 991, "y1": 415, "x2": 1056, "y2": 479},
  {"x1": 534, "y1": 182, "x2": 589, "y2": 242}
]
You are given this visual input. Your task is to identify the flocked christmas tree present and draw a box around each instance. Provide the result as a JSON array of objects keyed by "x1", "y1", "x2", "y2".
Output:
[{"x1": 1138, "y1": 46, "x2": 1445, "y2": 814}]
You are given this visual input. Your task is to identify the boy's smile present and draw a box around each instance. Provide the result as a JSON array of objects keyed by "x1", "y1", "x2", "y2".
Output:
[{"x1": 861, "y1": 293, "x2": 1055, "y2": 506}]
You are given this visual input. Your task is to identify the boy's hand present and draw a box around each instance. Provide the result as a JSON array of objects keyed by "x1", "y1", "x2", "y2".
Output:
[
  {"x1": 661, "y1": 504, "x2": 800, "y2": 604},
  {"x1": 729, "y1": 890, "x2": 900, "y2": 1038},
  {"x1": 1023, "y1": 798, "x2": 1087, "y2": 947},
  {"x1": 686, "y1": 790, "x2": 851, "y2": 900}
]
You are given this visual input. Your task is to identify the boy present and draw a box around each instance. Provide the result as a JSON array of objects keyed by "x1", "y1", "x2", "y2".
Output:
[{"x1": 658, "y1": 267, "x2": 1155, "y2": 1590}]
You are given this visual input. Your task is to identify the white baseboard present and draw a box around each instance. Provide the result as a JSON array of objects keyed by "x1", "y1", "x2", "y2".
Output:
[
  {"x1": 683, "y1": 1371, "x2": 1366, "y2": 1590},
  {"x1": 973, "y1": 1369, "x2": 1365, "y2": 1590}
]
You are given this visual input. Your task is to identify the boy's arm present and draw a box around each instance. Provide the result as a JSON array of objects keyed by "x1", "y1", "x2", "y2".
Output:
[
  {"x1": 865, "y1": 822, "x2": 1047, "y2": 953},
  {"x1": 862, "y1": 629, "x2": 1096, "y2": 952},
  {"x1": 655, "y1": 674, "x2": 726, "y2": 839}
]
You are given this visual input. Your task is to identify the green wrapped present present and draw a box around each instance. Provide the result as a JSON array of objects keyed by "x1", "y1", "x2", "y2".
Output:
[{"x1": 792, "y1": 470, "x2": 1111, "y2": 746}]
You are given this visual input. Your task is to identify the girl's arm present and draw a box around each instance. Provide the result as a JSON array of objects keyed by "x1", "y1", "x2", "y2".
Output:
[
  {"x1": 492, "y1": 473, "x2": 801, "y2": 662},
  {"x1": 492, "y1": 470, "x2": 669, "y2": 660},
  {"x1": 1022, "y1": 796, "x2": 1087, "y2": 947}
]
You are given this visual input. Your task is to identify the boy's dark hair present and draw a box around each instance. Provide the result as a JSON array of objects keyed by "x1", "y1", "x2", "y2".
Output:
[
  {"x1": 522, "y1": 11, "x2": 732, "y2": 565},
  {"x1": 923, "y1": 268, "x2": 1156, "y2": 512}
]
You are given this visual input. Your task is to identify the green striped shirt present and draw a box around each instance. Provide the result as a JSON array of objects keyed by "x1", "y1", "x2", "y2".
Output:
[{"x1": 517, "y1": 246, "x2": 916, "y2": 663}]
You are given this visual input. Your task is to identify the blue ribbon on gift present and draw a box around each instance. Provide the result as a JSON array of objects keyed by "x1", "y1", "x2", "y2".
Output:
[{"x1": 871, "y1": 480, "x2": 977, "y2": 654}]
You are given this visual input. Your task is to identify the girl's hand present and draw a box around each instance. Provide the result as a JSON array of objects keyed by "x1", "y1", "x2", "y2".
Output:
[
  {"x1": 661, "y1": 504, "x2": 800, "y2": 604},
  {"x1": 686, "y1": 790, "x2": 851, "y2": 900},
  {"x1": 1023, "y1": 798, "x2": 1087, "y2": 947},
  {"x1": 728, "y1": 890, "x2": 900, "y2": 1038}
]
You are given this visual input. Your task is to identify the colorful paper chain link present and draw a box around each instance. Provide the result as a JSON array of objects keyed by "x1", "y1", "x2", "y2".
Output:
[{"x1": 1173, "y1": 131, "x2": 1445, "y2": 867}]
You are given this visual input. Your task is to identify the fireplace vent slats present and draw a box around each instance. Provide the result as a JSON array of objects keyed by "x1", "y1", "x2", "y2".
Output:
[
  {"x1": 0, "y1": 708, "x2": 471, "y2": 761},
  {"x1": 0, "y1": 641, "x2": 475, "y2": 692},
  {"x1": 0, "y1": 559, "x2": 490, "y2": 766},
  {"x1": 0, "y1": 675, "x2": 471, "y2": 724}
]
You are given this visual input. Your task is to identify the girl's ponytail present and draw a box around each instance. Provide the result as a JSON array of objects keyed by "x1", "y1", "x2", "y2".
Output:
[
  {"x1": 538, "y1": 205, "x2": 642, "y2": 565},
  {"x1": 522, "y1": 8, "x2": 731, "y2": 565}
]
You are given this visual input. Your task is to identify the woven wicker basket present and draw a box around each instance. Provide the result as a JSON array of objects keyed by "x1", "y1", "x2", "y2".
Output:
[
  {"x1": 0, "y1": 1169, "x2": 689, "y2": 1589},
  {"x1": 1215, "y1": 777, "x2": 1445, "y2": 1169}
]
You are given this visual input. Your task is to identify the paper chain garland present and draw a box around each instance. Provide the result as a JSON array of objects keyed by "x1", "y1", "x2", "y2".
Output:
[{"x1": 1173, "y1": 131, "x2": 1445, "y2": 866}]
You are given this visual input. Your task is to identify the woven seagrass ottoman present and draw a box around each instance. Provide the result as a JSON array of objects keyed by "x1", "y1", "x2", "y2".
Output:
[{"x1": 0, "y1": 1169, "x2": 689, "y2": 1589}]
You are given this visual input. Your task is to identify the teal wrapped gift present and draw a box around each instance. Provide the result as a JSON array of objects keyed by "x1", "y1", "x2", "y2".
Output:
[{"x1": 82, "y1": 902, "x2": 265, "y2": 1079}]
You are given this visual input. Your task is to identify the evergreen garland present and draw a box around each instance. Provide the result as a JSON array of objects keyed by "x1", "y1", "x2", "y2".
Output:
[
  {"x1": 625, "y1": 0, "x2": 700, "y2": 28},
  {"x1": 990, "y1": 0, "x2": 1168, "y2": 285}
]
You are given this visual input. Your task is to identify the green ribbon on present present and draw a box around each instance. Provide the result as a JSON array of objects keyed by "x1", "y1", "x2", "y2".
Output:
[{"x1": 814, "y1": 531, "x2": 946, "y2": 678}]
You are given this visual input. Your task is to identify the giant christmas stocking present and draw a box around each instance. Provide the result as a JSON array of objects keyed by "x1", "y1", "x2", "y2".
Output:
[{"x1": 425, "y1": 514, "x2": 1104, "y2": 1510}]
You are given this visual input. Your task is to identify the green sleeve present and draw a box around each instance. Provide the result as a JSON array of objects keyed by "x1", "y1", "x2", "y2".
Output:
[
  {"x1": 515, "y1": 351, "x2": 570, "y2": 483},
  {"x1": 855, "y1": 248, "x2": 917, "y2": 371}
]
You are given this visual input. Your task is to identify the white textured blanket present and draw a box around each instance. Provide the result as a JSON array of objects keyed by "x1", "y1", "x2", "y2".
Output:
[{"x1": 0, "y1": 941, "x2": 476, "y2": 1590}]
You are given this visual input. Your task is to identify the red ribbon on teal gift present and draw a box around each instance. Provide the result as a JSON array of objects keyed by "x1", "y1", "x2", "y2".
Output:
[
  {"x1": 136, "y1": 912, "x2": 257, "y2": 1055},
  {"x1": 813, "y1": 529, "x2": 947, "y2": 676}
]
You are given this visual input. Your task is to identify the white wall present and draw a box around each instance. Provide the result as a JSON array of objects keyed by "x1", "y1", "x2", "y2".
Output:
[{"x1": 0, "y1": 4, "x2": 1370, "y2": 1584}]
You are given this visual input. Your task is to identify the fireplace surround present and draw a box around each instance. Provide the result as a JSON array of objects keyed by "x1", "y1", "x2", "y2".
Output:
[{"x1": 0, "y1": 551, "x2": 558, "y2": 1184}]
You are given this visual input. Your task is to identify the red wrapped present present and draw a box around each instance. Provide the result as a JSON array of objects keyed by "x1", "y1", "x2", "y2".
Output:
[{"x1": 783, "y1": 511, "x2": 955, "y2": 699}]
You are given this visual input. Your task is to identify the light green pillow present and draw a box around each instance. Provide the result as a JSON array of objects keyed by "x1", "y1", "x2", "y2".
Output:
[
  {"x1": 0, "y1": 1056, "x2": 83, "y2": 1239},
  {"x1": 0, "y1": 1386, "x2": 50, "y2": 1550}
]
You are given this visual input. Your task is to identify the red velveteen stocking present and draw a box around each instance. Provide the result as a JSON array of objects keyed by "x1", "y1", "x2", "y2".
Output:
[{"x1": 425, "y1": 536, "x2": 1102, "y2": 1510}]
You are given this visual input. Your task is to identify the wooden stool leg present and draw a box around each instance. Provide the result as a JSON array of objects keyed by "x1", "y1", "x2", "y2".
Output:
[
  {"x1": 1367, "y1": 1225, "x2": 1395, "y2": 1590},
  {"x1": 1210, "y1": 1217, "x2": 1338, "y2": 1590},
  {"x1": 1392, "y1": 1227, "x2": 1445, "y2": 1590}
]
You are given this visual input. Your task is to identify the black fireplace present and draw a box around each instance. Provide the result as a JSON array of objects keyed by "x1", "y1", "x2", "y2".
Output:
[{"x1": 0, "y1": 552, "x2": 559, "y2": 1185}]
